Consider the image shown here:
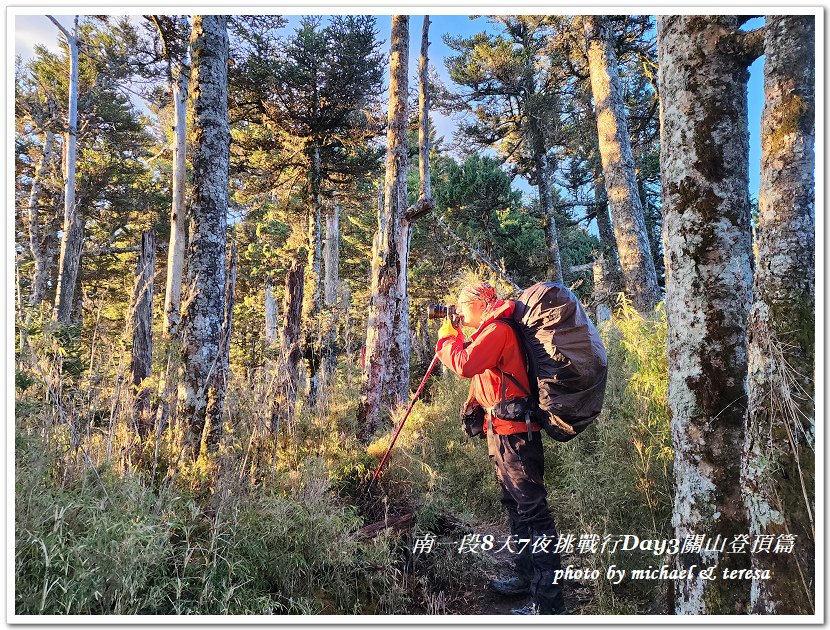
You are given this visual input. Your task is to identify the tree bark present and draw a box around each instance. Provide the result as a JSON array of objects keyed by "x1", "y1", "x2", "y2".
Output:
[
  {"x1": 358, "y1": 15, "x2": 410, "y2": 440},
  {"x1": 389, "y1": 15, "x2": 434, "y2": 405},
  {"x1": 276, "y1": 254, "x2": 305, "y2": 434},
  {"x1": 592, "y1": 256, "x2": 612, "y2": 323},
  {"x1": 304, "y1": 142, "x2": 324, "y2": 403},
  {"x1": 163, "y1": 36, "x2": 189, "y2": 337},
  {"x1": 27, "y1": 127, "x2": 56, "y2": 307},
  {"x1": 264, "y1": 280, "x2": 279, "y2": 343},
  {"x1": 418, "y1": 16, "x2": 432, "y2": 202},
  {"x1": 323, "y1": 203, "x2": 340, "y2": 307},
  {"x1": 591, "y1": 158, "x2": 622, "y2": 293},
  {"x1": 657, "y1": 15, "x2": 754, "y2": 615},
  {"x1": 742, "y1": 15, "x2": 815, "y2": 615},
  {"x1": 536, "y1": 151, "x2": 563, "y2": 283},
  {"x1": 585, "y1": 14, "x2": 660, "y2": 313},
  {"x1": 177, "y1": 15, "x2": 230, "y2": 457},
  {"x1": 202, "y1": 240, "x2": 236, "y2": 455},
  {"x1": 51, "y1": 15, "x2": 81, "y2": 324},
  {"x1": 322, "y1": 203, "x2": 340, "y2": 380},
  {"x1": 130, "y1": 230, "x2": 156, "y2": 439}
]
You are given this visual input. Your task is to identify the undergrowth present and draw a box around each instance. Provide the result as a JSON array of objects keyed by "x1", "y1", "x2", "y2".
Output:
[{"x1": 15, "y1": 298, "x2": 671, "y2": 615}]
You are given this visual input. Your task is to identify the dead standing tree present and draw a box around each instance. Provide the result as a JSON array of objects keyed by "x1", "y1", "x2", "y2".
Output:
[
  {"x1": 358, "y1": 15, "x2": 411, "y2": 439},
  {"x1": 48, "y1": 15, "x2": 82, "y2": 324},
  {"x1": 742, "y1": 15, "x2": 815, "y2": 615},
  {"x1": 275, "y1": 254, "x2": 306, "y2": 437},
  {"x1": 149, "y1": 15, "x2": 191, "y2": 337},
  {"x1": 129, "y1": 229, "x2": 156, "y2": 439},
  {"x1": 177, "y1": 15, "x2": 230, "y2": 460},
  {"x1": 657, "y1": 15, "x2": 763, "y2": 614},
  {"x1": 389, "y1": 15, "x2": 436, "y2": 404}
]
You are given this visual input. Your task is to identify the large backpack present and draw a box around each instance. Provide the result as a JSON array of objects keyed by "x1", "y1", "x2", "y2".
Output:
[{"x1": 497, "y1": 282, "x2": 608, "y2": 442}]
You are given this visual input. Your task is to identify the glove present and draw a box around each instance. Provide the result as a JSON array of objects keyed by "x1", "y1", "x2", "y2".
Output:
[{"x1": 438, "y1": 317, "x2": 459, "y2": 340}]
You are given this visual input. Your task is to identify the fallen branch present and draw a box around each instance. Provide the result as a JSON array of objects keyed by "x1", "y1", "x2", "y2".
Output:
[{"x1": 356, "y1": 512, "x2": 415, "y2": 539}]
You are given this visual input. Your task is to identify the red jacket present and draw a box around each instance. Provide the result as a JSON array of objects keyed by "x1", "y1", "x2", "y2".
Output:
[{"x1": 436, "y1": 300, "x2": 540, "y2": 435}]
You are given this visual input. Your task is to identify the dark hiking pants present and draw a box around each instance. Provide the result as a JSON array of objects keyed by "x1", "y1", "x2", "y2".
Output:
[{"x1": 487, "y1": 429, "x2": 564, "y2": 613}]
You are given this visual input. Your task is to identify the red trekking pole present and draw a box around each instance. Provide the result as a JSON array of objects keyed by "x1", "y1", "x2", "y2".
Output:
[{"x1": 368, "y1": 353, "x2": 442, "y2": 492}]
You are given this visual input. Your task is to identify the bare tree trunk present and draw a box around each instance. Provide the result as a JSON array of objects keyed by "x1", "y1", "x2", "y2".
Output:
[
  {"x1": 27, "y1": 127, "x2": 56, "y2": 307},
  {"x1": 275, "y1": 255, "x2": 305, "y2": 434},
  {"x1": 591, "y1": 159, "x2": 622, "y2": 293},
  {"x1": 323, "y1": 203, "x2": 340, "y2": 307},
  {"x1": 388, "y1": 16, "x2": 436, "y2": 405},
  {"x1": 537, "y1": 151, "x2": 563, "y2": 283},
  {"x1": 417, "y1": 16, "x2": 432, "y2": 202},
  {"x1": 304, "y1": 142, "x2": 323, "y2": 403},
  {"x1": 358, "y1": 15, "x2": 410, "y2": 440},
  {"x1": 130, "y1": 230, "x2": 156, "y2": 439},
  {"x1": 322, "y1": 203, "x2": 340, "y2": 380},
  {"x1": 593, "y1": 256, "x2": 612, "y2": 323},
  {"x1": 264, "y1": 280, "x2": 279, "y2": 343},
  {"x1": 585, "y1": 14, "x2": 659, "y2": 313},
  {"x1": 742, "y1": 15, "x2": 815, "y2": 615},
  {"x1": 202, "y1": 240, "x2": 236, "y2": 455},
  {"x1": 163, "y1": 44, "x2": 189, "y2": 337},
  {"x1": 657, "y1": 15, "x2": 758, "y2": 615},
  {"x1": 51, "y1": 15, "x2": 81, "y2": 324},
  {"x1": 177, "y1": 15, "x2": 230, "y2": 457}
]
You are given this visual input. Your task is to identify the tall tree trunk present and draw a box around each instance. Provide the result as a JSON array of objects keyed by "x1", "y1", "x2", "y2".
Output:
[
  {"x1": 742, "y1": 15, "x2": 815, "y2": 615},
  {"x1": 536, "y1": 151, "x2": 563, "y2": 283},
  {"x1": 51, "y1": 15, "x2": 81, "y2": 324},
  {"x1": 275, "y1": 255, "x2": 305, "y2": 434},
  {"x1": 592, "y1": 256, "x2": 612, "y2": 323},
  {"x1": 388, "y1": 15, "x2": 434, "y2": 404},
  {"x1": 27, "y1": 127, "x2": 56, "y2": 307},
  {"x1": 130, "y1": 230, "x2": 156, "y2": 440},
  {"x1": 202, "y1": 240, "x2": 236, "y2": 455},
  {"x1": 264, "y1": 280, "x2": 279, "y2": 343},
  {"x1": 358, "y1": 15, "x2": 410, "y2": 440},
  {"x1": 177, "y1": 15, "x2": 230, "y2": 457},
  {"x1": 591, "y1": 159, "x2": 621, "y2": 289},
  {"x1": 323, "y1": 203, "x2": 340, "y2": 307},
  {"x1": 417, "y1": 16, "x2": 432, "y2": 202},
  {"x1": 657, "y1": 15, "x2": 758, "y2": 614},
  {"x1": 321, "y1": 203, "x2": 340, "y2": 380},
  {"x1": 585, "y1": 14, "x2": 659, "y2": 313},
  {"x1": 304, "y1": 142, "x2": 323, "y2": 403},
  {"x1": 163, "y1": 49, "x2": 189, "y2": 337}
]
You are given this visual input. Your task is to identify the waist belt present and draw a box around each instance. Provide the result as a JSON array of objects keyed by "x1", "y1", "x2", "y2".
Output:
[{"x1": 487, "y1": 369, "x2": 534, "y2": 440}]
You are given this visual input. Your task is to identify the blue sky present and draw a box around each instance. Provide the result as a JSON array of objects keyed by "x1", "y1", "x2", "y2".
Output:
[{"x1": 15, "y1": 14, "x2": 765, "y2": 206}]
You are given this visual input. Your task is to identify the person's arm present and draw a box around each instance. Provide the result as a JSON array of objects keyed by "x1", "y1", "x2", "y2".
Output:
[{"x1": 436, "y1": 322, "x2": 508, "y2": 378}]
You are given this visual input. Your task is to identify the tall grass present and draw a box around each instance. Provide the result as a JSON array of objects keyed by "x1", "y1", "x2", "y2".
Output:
[
  {"x1": 15, "y1": 298, "x2": 672, "y2": 615},
  {"x1": 543, "y1": 298, "x2": 672, "y2": 613}
]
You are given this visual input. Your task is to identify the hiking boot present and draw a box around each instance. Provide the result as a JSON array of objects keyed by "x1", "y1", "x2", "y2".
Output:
[
  {"x1": 511, "y1": 601, "x2": 567, "y2": 615},
  {"x1": 490, "y1": 575, "x2": 531, "y2": 596}
]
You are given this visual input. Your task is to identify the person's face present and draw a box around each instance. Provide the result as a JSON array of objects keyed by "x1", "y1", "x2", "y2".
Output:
[{"x1": 457, "y1": 293, "x2": 487, "y2": 329}]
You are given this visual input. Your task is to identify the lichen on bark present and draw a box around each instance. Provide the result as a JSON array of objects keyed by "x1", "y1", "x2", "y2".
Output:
[
  {"x1": 741, "y1": 14, "x2": 815, "y2": 615},
  {"x1": 657, "y1": 14, "x2": 754, "y2": 615}
]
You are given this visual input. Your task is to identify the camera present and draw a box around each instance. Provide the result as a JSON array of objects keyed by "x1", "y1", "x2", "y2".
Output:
[
  {"x1": 426, "y1": 303, "x2": 457, "y2": 320},
  {"x1": 428, "y1": 303, "x2": 462, "y2": 327}
]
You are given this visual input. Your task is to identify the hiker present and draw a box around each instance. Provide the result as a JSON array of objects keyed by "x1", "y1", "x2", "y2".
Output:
[{"x1": 435, "y1": 282, "x2": 566, "y2": 616}]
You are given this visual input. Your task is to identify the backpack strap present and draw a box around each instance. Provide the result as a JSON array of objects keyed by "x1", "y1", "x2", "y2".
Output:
[{"x1": 499, "y1": 369, "x2": 531, "y2": 398}]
